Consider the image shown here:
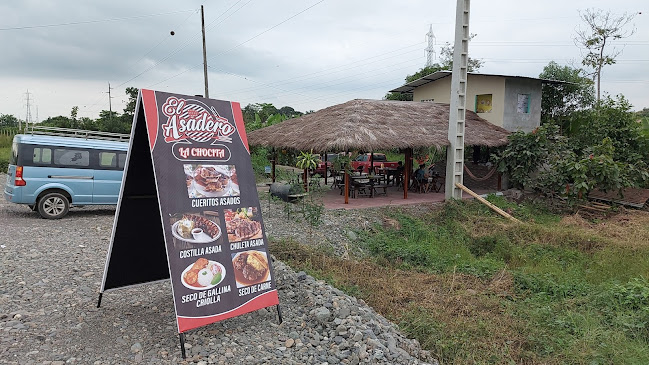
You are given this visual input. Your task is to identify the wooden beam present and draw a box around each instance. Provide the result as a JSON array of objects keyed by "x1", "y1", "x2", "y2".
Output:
[{"x1": 455, "y1": 182, "x2": 522, "y2": 223}]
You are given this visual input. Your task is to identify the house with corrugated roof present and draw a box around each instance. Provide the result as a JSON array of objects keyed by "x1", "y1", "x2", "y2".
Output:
[{"x1": 390, "y1": 71, "x2": 562, "y2": 133}]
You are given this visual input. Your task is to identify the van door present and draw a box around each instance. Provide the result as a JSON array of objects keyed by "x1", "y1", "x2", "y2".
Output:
[
  {"x1": 50, "y1": 148, "x2": 94, "y2": 204},
  {"x1": 93, "y1": 151, "x2": 125, "y2": 204}
]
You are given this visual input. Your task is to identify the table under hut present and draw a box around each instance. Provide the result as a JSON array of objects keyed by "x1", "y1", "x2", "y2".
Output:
[{"x1": 248, "y1": 99, "x2": 510, "y2": 204}]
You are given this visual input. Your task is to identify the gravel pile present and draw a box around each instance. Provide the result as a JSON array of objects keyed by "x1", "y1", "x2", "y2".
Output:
[{"x1": 0, "y1": 174, "x2": 436, "y2": 364}]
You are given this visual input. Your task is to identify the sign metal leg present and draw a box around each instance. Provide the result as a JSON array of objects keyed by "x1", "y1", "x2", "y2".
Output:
[
  {"x1": 96, "y1": 292, "x2": 103, "y2": 308},
  {"x1": 179, "y1": 333, "x2": 187, "y2": 359},
  {"x1": 276, "y1": 304, "x2": 283, "y2": 324}
]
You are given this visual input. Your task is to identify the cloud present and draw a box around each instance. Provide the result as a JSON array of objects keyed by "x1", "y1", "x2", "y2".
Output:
[{"x1": 0, "y1": 0, "x2": 647, "y2": 120}]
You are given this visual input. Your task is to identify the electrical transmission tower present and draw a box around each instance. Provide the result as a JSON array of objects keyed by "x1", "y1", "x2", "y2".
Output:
[
  {"x1": 425, "y1": 24, "x2": 436, "y2": 67},
  {"x1": 24, "y1": 90, "x2": 33, "y2": 131}
]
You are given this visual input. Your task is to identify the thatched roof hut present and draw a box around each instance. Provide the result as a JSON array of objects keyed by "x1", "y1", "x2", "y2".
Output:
[{"x1": 247, "y1": 99, "x2": 510, "y2": 152}]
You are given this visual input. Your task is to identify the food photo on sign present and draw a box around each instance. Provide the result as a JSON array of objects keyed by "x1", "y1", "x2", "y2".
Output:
[
  {"x1": 184, "y1": 164, "x2": 240, "y2": 198},
  {"x1": 231, "y1": 250, "x2": 271, "y2": 289},
  {"x1": 224, "y1": 207, "x2": 263, "y2": 242},
  {"x1": 181, "y1": 257, "x2": 226, "y2": 290},
  {"x1": 170, "y1": 211, "x2": 223, "y2": 250}
]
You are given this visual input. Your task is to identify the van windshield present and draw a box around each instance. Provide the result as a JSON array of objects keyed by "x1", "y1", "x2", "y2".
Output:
[{"x1": 10, "y1": 142, "x2": 18, "y2": 165}]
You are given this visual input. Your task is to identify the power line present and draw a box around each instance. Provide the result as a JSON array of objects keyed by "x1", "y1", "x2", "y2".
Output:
[
  {"x1": 216, "y1": 0, "x2": 325, "y2": 56},
  {"x1": 121, "y1": 9, "x2": 199, "y2": 78},
  {"x1": 147, "y1": 63, "x2": 203, "y2": 88},
  {"x1": 148, "y1": 0, "x2": 325, "y2": 88},
  {"x1": 116, "y1": 1, "x2": 253, "y2": 87},
  {"x1": 0, "y1": 10, "x2": 195, "y2": 31},
  {"x1": 222, "y1": 42, "x2": 425, "y2": 96}
]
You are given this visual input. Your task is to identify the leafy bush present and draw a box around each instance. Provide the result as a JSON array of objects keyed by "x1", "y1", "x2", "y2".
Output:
[{"x1": 494, "y1": 97, "x2": 649, "y2": 197}]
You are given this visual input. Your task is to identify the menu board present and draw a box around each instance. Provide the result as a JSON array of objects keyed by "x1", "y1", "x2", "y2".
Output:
[{"x1": 100, "y1": 89, "x2": 279, "y2": 333}]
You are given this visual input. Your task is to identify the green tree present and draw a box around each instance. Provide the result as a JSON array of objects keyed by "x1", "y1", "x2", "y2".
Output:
[
  {"x1": 636, "y1": 107, "x2": 649, "y2": 118},
  {"x1": 96, "y1": 110, "x2": 126, "y2": 133},
  {"x1": 495, "y1": 96, "x2": 649, "y2": 197},
  {"x1": 78, "y1": 117, "x2": 97, "y2": 131},
  {"x1": 41, "y1": 116, "x2": 72, "y2": 128},
  {"x1": 278, "y1": 106, "x2": 302, "y2": 118},
  {"x1": 384, "y1": 92, "x2": 413, "y2": 101},
  {"x1": 574, "y1": 8, "x2": 636, "y2": 101},
  {"x1": 385, "y1": 36, "x2": 483, "y2": 100},
  {"x1": 70, "y1": 106, "x2": 79, "y2": 129},
  {"x1": 568, "y1": 95, "x2": 649, "y2": 166},
  {"x1": 123, "y1": 87, "x2": 139, "y2": 117},
  {"x1": 0, "y1": 114, "x2": 19, "y2": 128},
  {"x1": 242, "y1": 104, "x2": 261, "y2": 124},
  {"x1": 538, "y1": 61, "x2": 595, "y2": 126}
]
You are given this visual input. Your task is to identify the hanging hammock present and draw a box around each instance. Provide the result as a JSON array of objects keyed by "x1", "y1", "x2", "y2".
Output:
[{"x1": 464, "y1": 165, "x2": 497, "y2": 181}]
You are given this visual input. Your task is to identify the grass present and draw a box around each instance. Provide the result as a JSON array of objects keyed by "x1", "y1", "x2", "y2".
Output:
[
  {"x1": 0, "y1": 134, "x2": 13, "y2": 172},
  {"x1": 270, "y1": 197, "x2": 649, "y2": 364}
]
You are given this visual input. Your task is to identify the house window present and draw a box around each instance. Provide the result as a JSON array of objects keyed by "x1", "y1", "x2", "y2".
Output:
[
  {"x1": 475, "y1": 94, "x2": 492, "y2": 113},
  {"x1": 517, "y1": 94, "x2": 530, "y2": 113}
]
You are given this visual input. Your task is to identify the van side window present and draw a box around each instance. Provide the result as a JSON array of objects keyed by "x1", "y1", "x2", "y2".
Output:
[
  {"x1": 54, "y1": 149, "x2": 90, "y2": 167},
  {"x1": 33, "y1": 147, "x2": 52, "y2": 164},
  {"x1": 100, "y1": 152, "x2": 117, "y2": 168},
  {"x1": 118, "y1": 153, "x2": 127, "y2": 169}
]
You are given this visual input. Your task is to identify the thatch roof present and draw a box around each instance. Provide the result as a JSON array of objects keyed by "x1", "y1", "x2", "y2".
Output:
[{"x1": 247, "y1": 99, "x2": 510, "y2": 152}]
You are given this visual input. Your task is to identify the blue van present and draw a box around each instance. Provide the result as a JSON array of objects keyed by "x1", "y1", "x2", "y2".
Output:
[{"x1": 4, "y1": 129, "x2": 129, "y2": 219}]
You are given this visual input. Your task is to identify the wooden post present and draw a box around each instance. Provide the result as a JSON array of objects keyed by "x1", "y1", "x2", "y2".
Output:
[
  {"x1": 324, "y1": 153, "x2": 328, "y2": 186},
  {"x1": 344, "y1": 171, "x2": 349, "y2": 204},
  {"x1": 303, "y1": 169, "x2": 308, "y2": 192},
  {"x1": 404, "y1": 148, "x2": 411, "y2": 199},
  {"x1": 271, "y1": 150, "x2": 276, "y2": 183},
  {"x1": 455, "y1": 182, "x2": 521, "y2": 223}
]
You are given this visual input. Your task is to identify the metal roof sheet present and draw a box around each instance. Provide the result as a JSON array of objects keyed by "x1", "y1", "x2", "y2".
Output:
[{"x1": 390, "y1": 71, "x2": 567, "y2": 94}]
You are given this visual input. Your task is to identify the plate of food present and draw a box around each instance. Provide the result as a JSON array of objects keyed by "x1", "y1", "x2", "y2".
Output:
[
  {"x1": 225, "y1": 208, "x2": 263, "y2": 242},
  {"x1": 232, "y1": 250, "x2": 270, "y2": 287},
  {"x1": 181, "y1": 258, "x2": 226, "y2": 290},
  {"x1": 192, "y1": 165, "x2": 238, "y2": 197},
  {"x1": 172, "y1": 214, "x2": 222, "y2": 243}
]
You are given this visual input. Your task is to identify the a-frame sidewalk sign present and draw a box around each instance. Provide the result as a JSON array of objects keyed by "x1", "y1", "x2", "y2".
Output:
[{"x1": 98, "y1": 89, "x2": 281, "y2": 358}]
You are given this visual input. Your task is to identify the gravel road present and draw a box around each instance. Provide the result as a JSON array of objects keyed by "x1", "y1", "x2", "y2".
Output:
[{"x1": 0, "y1": 174, "x2": 435, "y2": 365}]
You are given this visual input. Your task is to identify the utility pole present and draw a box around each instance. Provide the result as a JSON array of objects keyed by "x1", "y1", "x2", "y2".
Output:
[
  {"x1": 445, "y1": 0, "x2": 470, "y2": 200},
  {"x1": 201, "y1": 5, "x2": 209, "y2": 98},
  {"x1": 107, "y1": 82, "x2": 114, "y2": 123},
  {"x1": 425, "y1": 24, "x2": 436, "y2": 67}
]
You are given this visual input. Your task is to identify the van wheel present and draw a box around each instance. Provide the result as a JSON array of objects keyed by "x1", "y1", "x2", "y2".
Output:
[{"x1": 38, "y1": 192, "x2": 70, "y2": 219}]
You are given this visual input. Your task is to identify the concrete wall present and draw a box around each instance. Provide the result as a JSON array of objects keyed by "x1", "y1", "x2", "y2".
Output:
[
  {"x1": 412, "y1": 75, "x2": 453, "y2": 103},
  {"x1": 413, "y1": 74, "x2": 506, "y2": 128},
  {"x1": 465, "y1": 75, "x2": 506, "y2": 128},
  {"x1": 503, "y1": 78, "x2": 542, "y2": 132}
]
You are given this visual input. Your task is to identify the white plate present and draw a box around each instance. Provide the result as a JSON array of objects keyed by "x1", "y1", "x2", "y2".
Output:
[
  {"x1": 172, "y1": 220, "x2": 222, "y2": 244},
  {"x1": 181, "y1": 260, "x2": 226, "y2": 290}
]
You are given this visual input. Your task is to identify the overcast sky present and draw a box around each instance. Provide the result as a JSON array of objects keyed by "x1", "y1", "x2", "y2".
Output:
[{"x1": 0, "y1": 0, "x2": 646, "y2": 122}]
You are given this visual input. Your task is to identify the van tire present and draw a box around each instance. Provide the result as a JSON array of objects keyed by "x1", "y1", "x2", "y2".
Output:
[{"x1": 38, "y1": 192, "x2": 70, "y2": 219}]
